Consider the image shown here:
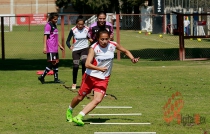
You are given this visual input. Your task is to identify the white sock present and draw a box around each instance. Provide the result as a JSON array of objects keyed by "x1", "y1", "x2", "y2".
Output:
[
  {"x1": 79, "y1": 111, "x2": 85, "y2": 116},
  {"x1": 69, "y1": 106, "x2": 73, "y2": 111}
]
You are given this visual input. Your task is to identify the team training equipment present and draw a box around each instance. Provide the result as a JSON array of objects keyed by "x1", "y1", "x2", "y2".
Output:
[
  {"x1": 82, "y1": 105, "x2": 132, "y2": 109},
  {"x1": 94, "y1": 132, "x2": 156, "y2": 134},
  {"x1": 89, "y1": 113, "x2": 142, "y2": 116},
  {"x1": 0, "y1": 14, "x2": 15, "y2": 32},
  {"x1": 90, "y1": 122, "x2": 151, "y2": 125}
]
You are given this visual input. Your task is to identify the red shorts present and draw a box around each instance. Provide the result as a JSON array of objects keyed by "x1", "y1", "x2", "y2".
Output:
[{"x1": 78, "y1": 73, "x2": 110, "y2": 96}]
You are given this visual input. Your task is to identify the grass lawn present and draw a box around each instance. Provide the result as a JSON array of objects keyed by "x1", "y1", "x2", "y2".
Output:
[
  {"x1": 0, "y1": 59, "x2": 210, "y2": 134},
  {"x1": 0, "y1": 25, "x2": 210, "y2": 134}
]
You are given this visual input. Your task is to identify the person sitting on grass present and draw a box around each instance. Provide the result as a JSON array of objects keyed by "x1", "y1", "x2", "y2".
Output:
[{"x1": 66, "y1": 29, "x2": 139, "y2": 126}]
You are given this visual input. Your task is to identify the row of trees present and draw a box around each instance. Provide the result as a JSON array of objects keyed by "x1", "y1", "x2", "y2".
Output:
[
  {"x1": 55, "y1": 0, "x2": 210, "y2": 14},
  {"x1": 55, "y1": 0, "x2": 150, "y2": 14}
]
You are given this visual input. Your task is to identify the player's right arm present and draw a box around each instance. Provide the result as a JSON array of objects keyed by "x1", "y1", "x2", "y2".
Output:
[
  {"x1": 85, "y1": 48, "x2": 107, "y2": 72},
  {"x1": 109, "y1": 23, "x2": 114, "y2": 41},
  {"x1": 43, "y1": 35, "x2": 47, "y2": 54},
  {"x1": 43, "y1": 24, "x2": 51, "y2": 54}
]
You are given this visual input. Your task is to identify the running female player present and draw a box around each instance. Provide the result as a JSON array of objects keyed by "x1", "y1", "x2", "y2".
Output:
[
  {"x1": 38, "y1": 12, "x2": 64, "y2": 84},
  {"x1": 66, "y1": 29, "x2": 139, "y2": 125},
  {"x1": 66, "y1": 15, "x2": 89, "y2": 90},
  {"x1": 88, "y1": 11, "x2": 114, "y2": 45}
]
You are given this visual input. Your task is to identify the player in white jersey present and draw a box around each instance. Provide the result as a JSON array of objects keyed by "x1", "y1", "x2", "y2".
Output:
[
  {"x1": 66, "y1": 29, "x2": 139, "y2": 125},
  {"x1": 66, "y1": 15, "x2": 89, "y2": 90}
]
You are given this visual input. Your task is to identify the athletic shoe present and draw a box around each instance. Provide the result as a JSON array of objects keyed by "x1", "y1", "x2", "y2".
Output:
[
  {"x1": 54, "y1": 79, "x2": 64, "y2": 84},
  {"x1": 72, "y1": 114, "x2": 84, "y2": 126},
  {"x1": 66, "y1": 109, "x2": 73, "y2": 122},
  {"x1": 38, "y1": 76, "x2": 45, "y2": 84},
  {"x1": 71, "y1": 84, "x2": 76, "y2": 90}
]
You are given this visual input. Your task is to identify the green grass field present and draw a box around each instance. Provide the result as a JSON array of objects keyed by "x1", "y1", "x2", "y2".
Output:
[{"x1": 0, "y1": 25, "x2": 210, "y2": 134}]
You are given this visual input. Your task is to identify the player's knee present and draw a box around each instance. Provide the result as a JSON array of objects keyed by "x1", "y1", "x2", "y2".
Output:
[
  {"x1": 73, "y1": 64, "x2": 79, "y2": 68},
  {"x1": 93, "y1": 97, "x2": 103, "y2": 105},
  {"x1": 52, "y1": 61, "x2": 57, "y2": 65},
  {"x1": 81, "y1": 59, "x2": 86, "y2": 65},
  {"x1": 81, "y1": 55, "x2": 87, "y2": 64},
  {"x1": 73, "y1": 60, "x2": 80, "y2": 68},
  {"x1": 76, "y1": 95, "x2": 85, "y2": 101}
]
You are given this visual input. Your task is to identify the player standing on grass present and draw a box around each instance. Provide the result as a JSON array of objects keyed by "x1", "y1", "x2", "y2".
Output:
[
  {"x1": 66, "y1": 29, "x2": 139, "y2": 126},
  {"x1": 88, "y1": 11, "x2": 114, "y2": 45},
  {"x1": 66, "y1": 15, "x2": 89, "y2": 90},
  {"x1": 38, "y1": 12, "x2": 64, "y2": 84}
]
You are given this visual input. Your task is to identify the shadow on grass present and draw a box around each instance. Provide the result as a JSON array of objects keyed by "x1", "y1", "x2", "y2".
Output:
[
  {"x1": 83, "y1": 117, "x2": 134, "y2": 124},
  {"x1": 1, "y1": 47, "x2": 210, "y2": 70},
  {"x1": 84, "y1": 118, "x2": 110, "y2": 123},
  {"x1": 0, "y1": 59, "x2": 73, "y2": 70}
]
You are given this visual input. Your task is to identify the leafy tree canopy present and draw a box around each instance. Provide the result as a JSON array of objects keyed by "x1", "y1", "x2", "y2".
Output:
[{"x1": 55, "y1": 0, "x2": 146, "y2": 14}]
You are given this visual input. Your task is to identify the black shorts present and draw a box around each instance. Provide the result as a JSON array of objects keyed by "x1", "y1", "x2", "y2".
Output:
[{"x1": 47, "y1": 53, "x2": 59, "y2": 62}]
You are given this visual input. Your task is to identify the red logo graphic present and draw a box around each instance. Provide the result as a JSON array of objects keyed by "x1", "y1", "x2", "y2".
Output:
[{"x1": 163, "y1": 91, "x2": 184, "y2": 123}]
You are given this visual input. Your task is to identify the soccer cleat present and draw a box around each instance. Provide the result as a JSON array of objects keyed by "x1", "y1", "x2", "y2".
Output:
[
  {"x1": 71, "y1": 84, "x2": 76, "y2": 90},
  {"x1": 38, "y1": 76, "x2": 45, "y2": 84},
  {"x1": 72, "y1": 114, "x2": 84, "y2": 126},
  {"x1": 54, "y1": 79, "x2": 64, "y2": 84},
  {"x1": 66, "y1": 109, "x2": 73, "y2": 122}
]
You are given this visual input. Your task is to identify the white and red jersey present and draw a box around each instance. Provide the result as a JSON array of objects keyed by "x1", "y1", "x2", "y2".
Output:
[
  {"x1": 66, "y1": 26, "x2": 89, "y2": 51},
  {"x1": 85, "y1": 41, "x2": 117, "y2": 79}
]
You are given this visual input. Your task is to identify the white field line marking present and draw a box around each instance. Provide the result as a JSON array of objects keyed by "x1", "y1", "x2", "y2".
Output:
[
  {"x1": 90, "y1": 122, "x2": 151, "y2": 125},
  {"x1": 140, "y1": 36, "x2": 178, "y2": 46},
  {"x1": 89, "y1": 113, "x2": 142, "y2": 116},
  {"x1": 94, "y1": 132, "x2": 156, "y2": 134},
  {"x1": 82, "y1": 105, "x2": 132, "y2": 109}
]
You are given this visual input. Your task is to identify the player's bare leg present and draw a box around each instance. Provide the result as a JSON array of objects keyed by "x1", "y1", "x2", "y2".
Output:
[
  {"x1": 71, "y1": 94, "x2": 85, "y2": 108},
  {"x1": 72, "y1": 91, "x2": 104, "y2": 126},
  {"x1": 82, "y1": 91, "x2": 104, "y2": 114},
  {"x1": 66, "y1": 94, "x2": 85, "y2": 122}
]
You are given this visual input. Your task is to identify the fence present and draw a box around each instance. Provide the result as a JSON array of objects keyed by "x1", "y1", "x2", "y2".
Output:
[{"x1": 1, "y1": 13, "x2": 210, "y2": 61}]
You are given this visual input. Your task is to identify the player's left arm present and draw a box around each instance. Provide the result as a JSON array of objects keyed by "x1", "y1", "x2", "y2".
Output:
[
  {"x1": 58, "y1": 41, "x2": 64, "y2": 51},
  {"x1": 116, "y1": 43, "x2": 139, "y2": 63}
]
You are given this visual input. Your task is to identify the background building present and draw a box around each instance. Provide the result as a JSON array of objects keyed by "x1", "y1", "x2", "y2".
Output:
[{"x1": 0, "y1": 0, "x2": 57, "y2": 14}]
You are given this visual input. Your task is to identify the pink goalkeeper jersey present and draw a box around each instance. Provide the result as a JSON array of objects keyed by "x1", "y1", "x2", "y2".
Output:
[
  {"x1": 44, "y1": 22, "x2": 59, "y2": 53},
  {"x1": 85, "y1": 41, "x2": 117, "y2": 79}
]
